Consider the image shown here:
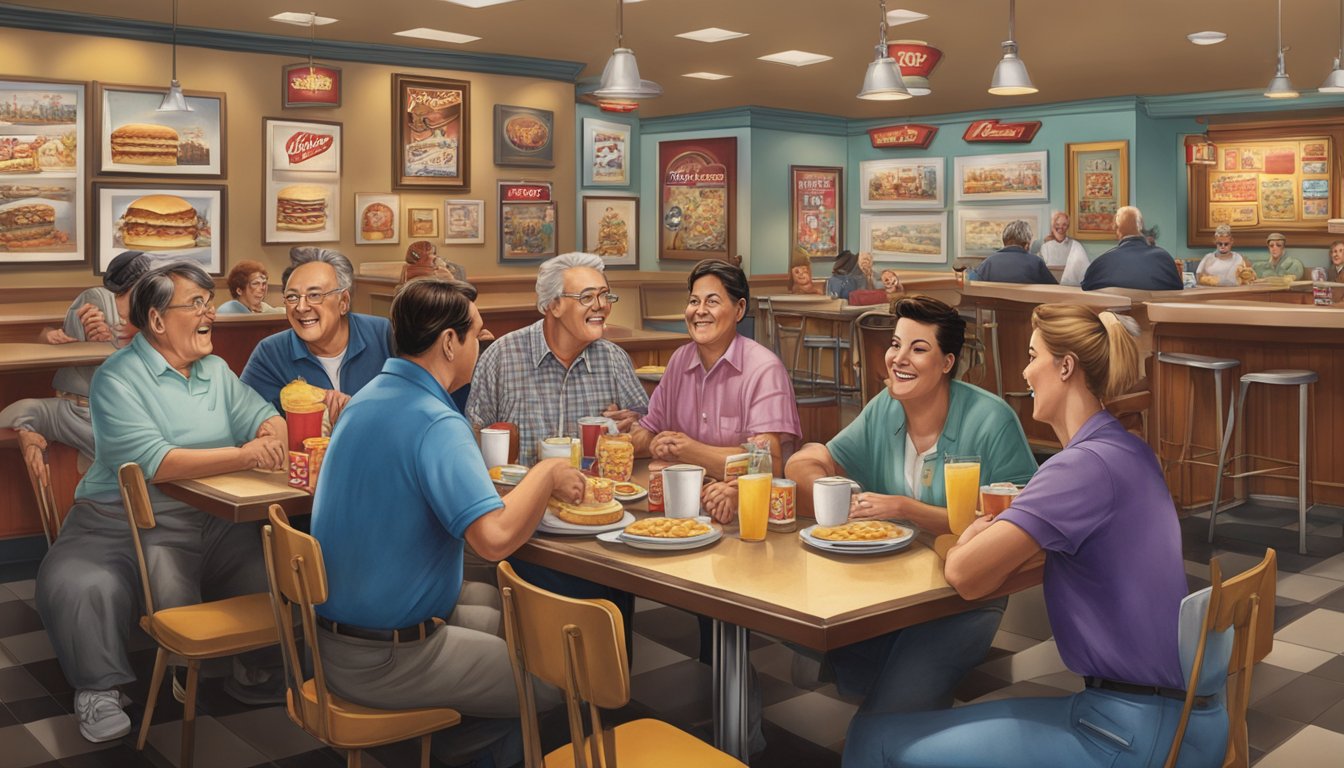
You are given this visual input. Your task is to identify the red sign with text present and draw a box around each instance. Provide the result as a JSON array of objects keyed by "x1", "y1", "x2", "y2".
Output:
[
  {"x1": 282, "y1": 63, "x2": 342, "y2": 108},
  {"x1": 886, "y1": 42, "x2": 942, "y2": 78},
  {"x1": 868, "y1": 124, "x2": 939, "y2": 149},
  {"x1": 500, "y1": 182, "x2": 552, "y2": 203},
  {"x1": 963, "y1": 119, "x2": 1042, "y2": 143},
  {"x1": 284, "y1": 132, "x2": 334, "y2": 165}
]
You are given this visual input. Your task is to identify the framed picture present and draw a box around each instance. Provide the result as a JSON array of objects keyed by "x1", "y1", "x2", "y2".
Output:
[
  {"x1": 493, "y1": 104, "x2": 554, "y2": 168},
  {"x1": 1066, "y1": 140, "x2": 1128, "y2": 240},
  {"x1": 96, "y1": 83, "x2": 225, "y2": 177},
  {"x1": 790, "y1": 165, "x2": 842, "y2": 261},
  {"x1": 859, "y1": 158, "x2": 944, "y2": 210},
  {"x1": 262, "y1": 118, "x2": 340, "y2": 244},
  {"x1": 859, "y1": 212, "x2": 946, "y2": 264},
  {"x1": 659, "y1": 137, "x2": 736, "y2": 262},
  {"x1": 499, "y1": 181, "x2": 556, "y2": 262},
  {"x1": 583, "y1": 195, "x2": 638, "y2": 267},
  {"x1": 354, "y1": 193, "x2": 400, "y2": 245},
  {"x1": 93, "y1": 182, "x2": 225, "y2": 275},
  {"x1": 954, "y1": 151, "x2": 1048, "y2": 202},
  {"x1": 443, "y1": 199, "x2": 485, "y2": 244},
  {"x1": 583, "y1": 118, "x2": 631, "y2": 186},
  {"x1": 282, "y1": 62, "x2": 341, "y2": 108},
  {"x1": 406, "y1": 206, "x2": 440, "y2": 239},
  {"x1": 955, "y1": 205, "x2": 1050, "y2": 257},
  {"x1": 0, "y1": 76, "x2": 87, "y2": 266},
  {"x1": 392, "y1": 73, "x2": 469, "y2": 190}
]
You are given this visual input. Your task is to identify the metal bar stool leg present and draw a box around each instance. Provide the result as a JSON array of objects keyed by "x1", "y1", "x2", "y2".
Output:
[
  {"x1": 1299, "y1": 381, "x2": 1309, "y2": 555},
  {"x1": 1209, "y1": 379, "x2": 1246, "y2": 543}
]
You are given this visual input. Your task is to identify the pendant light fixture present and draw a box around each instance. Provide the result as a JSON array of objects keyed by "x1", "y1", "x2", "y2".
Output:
[
  {"x1": 1265, "y1": 0, "x2": 1299, "y2": 98},
  {"x1": 988, "y1": 0, "x2": 1037, "y2": 95},
  {"x1": 1320, "y1": 0, "x2": 1344, "y2": 91},
  {"x1": 157, "y1": 0, "x2": 193, "y2": 112},
  {"x1": 857, "y1": 0, "x2": 911, "y2": 100},
  {"x1": 593, "y1": 0, "x2": 662, "y2": 100}
]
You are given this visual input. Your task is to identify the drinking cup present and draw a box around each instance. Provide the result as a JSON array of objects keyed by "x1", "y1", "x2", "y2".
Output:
[
  {"x1": 539, "y1": 436, "x2": 573, "y2": 462},
  {"x1": 813, "y1": 476, "x2": 855, "y2": 527},
  {"x1": 944, "y1": 455, "x2": 982, "y2": 535},
  {"x1": 285, "y1": 407, "x2": 323, "y2": 452},
  {"x1": 980, "y1": 484, "x2": 1021, "y2": 518},
  {"x1": 737, "y1": 473, "x2": 771, "y2": 541},
  {"x1": 578, "y1": 416, "x2": 617, "y2": 457},
  {"x1": 662, "y1": 464, "x2": 705, "y2": 519},
  {"x1": 480, "y1": 428, "x2": 510, "y2": 469}
]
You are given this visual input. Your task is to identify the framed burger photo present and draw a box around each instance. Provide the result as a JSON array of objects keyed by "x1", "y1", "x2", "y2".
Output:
[
  {"x1": 92, "y1": 182, "x2": 226, "y2": 275},
  {"x1": 262, "y1": 118, "x2": 340, "y2": 244},
  {"x1": 355, "y1": 192, "x2": 400, "y2": 245},
  {"x1": 96, "y1": 83, "x2": 226, "y2": 177}
]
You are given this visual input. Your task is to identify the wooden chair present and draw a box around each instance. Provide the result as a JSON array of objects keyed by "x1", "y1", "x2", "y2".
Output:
[
  {"x1": 263, "y1": 505, "x2": 461, "y2": 768},
  {"x1": 116, "y1": 463, "x2": 280, "y2": 768},
  {"x1": 1164, "y1": 548, "x2": 1277, "y2": 768},
  {"x1": 497, "y1": 560, "x2": 746, "y2": 768},
  {"x1": 854, "y1": 309, "x2": 896, "y2": 404},
  {"x1": 3, "y1": 428, "x2": 62, "y2": 546}
]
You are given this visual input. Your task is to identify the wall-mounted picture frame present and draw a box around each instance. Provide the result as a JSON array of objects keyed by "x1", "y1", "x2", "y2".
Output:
[
  {"x1": 955, "y1": 205, "x2": 1050, "y2": 257},
  {"x1": 282, "y1": 62, "x2": 341, "y2": 108},
  {"x1": 499, "y1": 181, "x2": 556, "y2": 262},
  {"x1": 96, "y1": 83, "x2": 226, "y2": 177},
  {"x1": 659, "y1": 137, "x2": 736, "y2": 262},
  {"x1": 0, "y1": 76, "x2": 87, "y2": 266},
  {"x1": 392, "y1": 73, "x2": 469, "y2": 190},
  {"x1": 859, "y1": 158, "x2": 944, "y2": 210},
  {"x1": 443, "y1": 199, "x2": 484, "y2": 245},
  {"x1": 493, "y1": 104, "x2": 554, "y2": 168},
  {"x1": 406, "y1": 206, "x2": 440, "y2": 239},
  {"x1": 262, "y1": 117, "x2": 340, "y2": 244},
  {"x1": 790, "y1": 165, "x2": 842, "y2": 261},
  {"x1": 859, "y1": 212, "x2": 947, "y2": 264},
  {"x1": 953, "y1": 150, "x2": 1047, "y2": 202},
  {"x1": 583, "y1": 118, "x2": 631, "y2": 186},
  {"x1": 93, "y1": 182, "x2": 225, "y2": 275},
  {"x1": 354, "y1": 192, "x2": 400, "y2": 245},
  {"x1": 1066, "y1": 140, "x2": 1128, "y2": 240},
  {"x1": 583, "y1": 195, "x2": 638, "y2": 267}
]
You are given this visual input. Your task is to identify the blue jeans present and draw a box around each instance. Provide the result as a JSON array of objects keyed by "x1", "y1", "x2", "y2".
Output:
[{"x1": 844, "y1": 687, "x2": 1228, "y2": 768}]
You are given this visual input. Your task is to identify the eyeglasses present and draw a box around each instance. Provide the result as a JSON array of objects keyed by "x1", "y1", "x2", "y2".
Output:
[
  {"x1": 164, "y1": 295, "x2": 216, "y2": 315},
  {"x1": 559, "y1": 290, "x2": 620, "y2": 307},
  {"x1": 248, "y1": 278, "x2": 269, "y2": 288},
  {"x1": 282, "y1": 287, "x2": 344, "y2": 305}
]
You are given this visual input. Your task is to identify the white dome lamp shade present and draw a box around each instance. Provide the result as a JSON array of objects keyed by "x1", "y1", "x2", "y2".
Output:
[{"x1": 988, "y1": 0, "x2": 1037, "y2": 96}]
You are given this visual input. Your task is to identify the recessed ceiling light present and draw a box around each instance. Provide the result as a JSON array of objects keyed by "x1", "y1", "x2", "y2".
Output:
[
  {"x1": 676, "y1": 27, "x2": 748, "y2": 43},
  {"x1": 270, "y1": 12, "x2": 338, "y2": 25},
  {"x1": 437, "y1": 0, "x2": 517, "y2": 8},
  {"x1": 886, "y1": 9, "x2": 928, "y2": 26},
  {"x1": 395, "y1": 28, "x2": 481, "y2": 44},
  {"x1": 683, "y1": 72, "x2": 731, "y2": 80},
  {"x1": 1187, "y1": 31, "x2": 1227, "y2": 45},
  {"x1": 758, "y1": 50, "x2": 833, "y2": 67}
]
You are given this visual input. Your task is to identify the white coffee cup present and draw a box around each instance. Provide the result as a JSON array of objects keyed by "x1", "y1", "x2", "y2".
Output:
[
  {"x1": 813, "y1": 476, "x2": 855, "y2": 526},
  {"x1": 480, "y1": 428, "x2": 510, "y2": 469},
  {"x1": 662, "y1": 464, "x2": 705, "y2": 519},
  {"x1": 538, "y1": 437, "x2": 573, "y2": 462}
]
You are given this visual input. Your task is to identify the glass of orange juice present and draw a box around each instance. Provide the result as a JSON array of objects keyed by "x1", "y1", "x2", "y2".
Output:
[
  {"x1": 944, "y1": 454, "x2": 981, "y2": 535},
  {"x1": 737, "y1": 473, "x2": 771, "y2": 541}
]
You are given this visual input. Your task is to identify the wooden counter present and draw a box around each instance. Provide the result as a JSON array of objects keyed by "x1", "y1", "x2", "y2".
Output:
[{"x1": 0, "y1": 300, "x2": 76, "y2": 343}]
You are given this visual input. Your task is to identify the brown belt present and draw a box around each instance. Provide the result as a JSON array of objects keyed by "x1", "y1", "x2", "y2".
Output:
[
  {"x1": 55, "y1": 391, "x2": 90, "y2": 408},
  {"x1": 316, "y1": 615, "x2": 440, "y2": 643}
]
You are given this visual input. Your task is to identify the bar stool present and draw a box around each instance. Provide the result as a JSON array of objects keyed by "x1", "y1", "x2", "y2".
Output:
[
  {"x1": 1209, "y1": 368, "x2": 1318, "y2": 554},
  {"x1": 1156, "y1": 352, "x2": 1240, "y2": 507}
]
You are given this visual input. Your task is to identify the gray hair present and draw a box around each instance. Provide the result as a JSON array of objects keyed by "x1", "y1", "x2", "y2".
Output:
[
  {"x1": 1002, "y1": 220, "x2": 1033, "y2": 247},
  {"x1": 286, "y1": 247, "x2": 353, "y2": 291},
  {"x1": 1115, "y1": 206, "x2": 1144, "y2": 235},
  {"x1": 129, "y1": 261, "x2": 214, "y2": 330},
  {"x1": 1214, "y1": 224, "x2": 1233, "y2": 239},
  {"x1": 536, "y1": 251, "x2": 605, "y2": 313}
]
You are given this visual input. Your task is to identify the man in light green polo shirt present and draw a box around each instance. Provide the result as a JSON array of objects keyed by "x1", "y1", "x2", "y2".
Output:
[{"x1": 1251, "y1": 232, "x2": 1305, "y2": 279}]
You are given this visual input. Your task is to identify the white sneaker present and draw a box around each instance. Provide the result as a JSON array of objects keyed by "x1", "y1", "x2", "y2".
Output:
[{"x1": 75, "y1": 689, "x2": 132, "y2": 743}]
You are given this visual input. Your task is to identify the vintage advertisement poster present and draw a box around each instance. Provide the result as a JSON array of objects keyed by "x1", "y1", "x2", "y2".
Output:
[
  {"x1": 1301, "y1": 141, "x2": 1328, "y2": 160},
  {"x1": 1208, "y1": 173, "x2": 1258, "y2": 203},
  {"x1": 443, "y1": 199, "x2": 484, "y2": 244},
  {"x1": 1259, "y1": 177, "x2": 1296, "y2": 220},
  {"x1": 1066, "y1": 141, "x2": 1127, "y2": 239},
  {"x1": 263, "y1": 118, "x2": 340, "y2": 244},
  {"x1": 860, "y1": 159, "x2": 943, "y2": 209},
  {"x1": 954, "y1": 151, "x2": 1047, "y2": 202},
  {"x1": 1209, "y1": 204, "x2": 1258, "y2": 228},
  {"x1": 1192, "y1": 131, "x2": 1335, "y2": 244},
  {"x1": 392, "y1": 74, "x2": 469, "y2": 190},
  {"x1": 1222, "y1": 149, "x2": 1239, "y2": 171},
  {"x1": 955, "y1": 206, "x2": 1049, "y2": 256},
  {"x1": 658, "y1": 137, "x2": 736, "y2": 262},
  {"x1": 1264, "y1": 147, "x2": 1296, "y2": 175},
  {"x1": 583, "y1": 195, "x2": 638, "y2": 267},
  {"x1": 860, "y1": 212, "x2": 946, "y2": 263},
  {"x1": 1304, "y1": 198, "x2": 1329, "y2": 218},
  {"x1": 790, "y1": 166, "x2": 842, "y2": 260},
  {"x1": 498, "y1": 181, "x2": 556, "y2": 262},
  {"x1": 583, "y1": 118, "x2": 630, "y2": 186},
  {"x1": 97, "y1": 83, "x2": 224, "y2": 178},
  {"x1": 0, "y1": 78, "x2": 85, "y2": 265}
]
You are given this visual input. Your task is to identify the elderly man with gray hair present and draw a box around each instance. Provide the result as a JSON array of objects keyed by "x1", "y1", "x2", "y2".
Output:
[
  {"x1": 967, "y1": 219, "x2": 1057, "y2": 284},
  {"x1": 1081, "y1": 206, "x2": 1184, "y2": 291},
  {"x1": 241, "y1": 247, "x2": 394, "y2": 422}
]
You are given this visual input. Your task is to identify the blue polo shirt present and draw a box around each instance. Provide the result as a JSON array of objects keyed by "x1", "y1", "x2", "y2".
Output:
[
  {"x1": 311, "y1": 358, "x2": 501, "y2": 629},
  {"x1": 240, "y1": 313, "x2": 393, "y2": 410}
]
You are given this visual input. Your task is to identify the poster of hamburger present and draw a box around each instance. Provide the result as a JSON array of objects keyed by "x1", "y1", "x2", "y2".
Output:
[
  {"x1": 0, "y1": 78, "x2": 85, "y2": 265},
  {"x1": 94, "y1": 183, "x2": 225, "y2": 275},
  {"x1": 97, "y1": 84, "x2": 224, "y2": 177},
  {"x1": 263, "y1": 118, "x2": 340, "y2": 243}
]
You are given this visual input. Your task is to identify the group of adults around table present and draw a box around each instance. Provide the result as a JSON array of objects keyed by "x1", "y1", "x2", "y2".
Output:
[{"x1": 6, "y1": 240, "x2": 1231, "y2": 766}]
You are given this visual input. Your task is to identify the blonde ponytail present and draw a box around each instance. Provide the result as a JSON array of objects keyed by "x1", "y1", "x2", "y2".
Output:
[
  {"x1": 1032, "y1": 304, "x2": 1142, "y2": 401},
  {"x1": 1097, "y1": 311, "x2": 1141, "y2": 399}
]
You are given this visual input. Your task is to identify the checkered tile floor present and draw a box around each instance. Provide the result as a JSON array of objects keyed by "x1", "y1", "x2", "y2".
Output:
[{"x1": 1, "y1": 500, "x2": 1342, "y2": 767}]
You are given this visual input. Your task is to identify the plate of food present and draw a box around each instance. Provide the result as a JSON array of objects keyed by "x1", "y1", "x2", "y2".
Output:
[
  {"x1": 597, "y1": 516, "x2": 723, "y2": 551},
  {"x1": 613, "y1": 481, "x2": 647, "y2": 502},
  {"x1": 538, "y1": 505, "x2": 634, "y2": 535},
  {"x1": 799, "y1": 520, "x2": 916, "y2": 554},
  {"x1": 489, "y1": 464, "x2": 528, "y2": 486}
]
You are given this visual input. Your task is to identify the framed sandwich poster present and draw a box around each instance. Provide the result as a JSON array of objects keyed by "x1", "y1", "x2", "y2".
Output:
[
  {"x1": 92, "y1": 182, "x2": 226, "y2": 275},
  {"x1": 499, "y1": 181, "x2": 556, "y2": 262},
  {"x1": 443, "y1": 199, "x2": 484, "y2": 245},
  {"x1": 0, "y1": 76, "x2": 87, "y2": 266},
  {"x1": 355, "y1": 193, "x2": 400, "y2": 245},
  {"x1": 392, "y1": 73, "x2": 470, "y2": 190},
  {"x1": 582, "y1": 195, "x2": 638, "y2": 267},
  {"x1": 95, "y1": 83, "x2": 226, "y2": 178},
  {"x1": 494, "y1": 105, "x2": 554, "y2": 168},
  {"x1": 262, "y1": 118, "x2": 340, "y2": 244}
]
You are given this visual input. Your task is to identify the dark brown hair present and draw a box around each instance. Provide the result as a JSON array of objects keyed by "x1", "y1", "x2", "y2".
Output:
[
  {"x1": 687, "y1": 258, "x2": 750, "y2": 305},
  {"x1": 391, "y1": 278, "x2": 478, "y2": 356},
  {"x1": 892, "y1": 295, "x2": 966, "y2": 376}
]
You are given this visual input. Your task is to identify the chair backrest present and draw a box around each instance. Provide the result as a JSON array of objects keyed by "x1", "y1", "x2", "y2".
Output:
[
  {"x1": 497, "y1": 560, "x2": 630, "y2": 768},
  {"x1": 116, "y1": 462, "x2": 160, "y2": 617},
  {"x1": 22, "y1": 451, "x2": 61, "y2": 546},
  {"x1": 855, "y1": 310, "x2": 896, "y2": 404},
  {"x1": 1164, "y1": 548, "x2": 1276, "y2": 768}
]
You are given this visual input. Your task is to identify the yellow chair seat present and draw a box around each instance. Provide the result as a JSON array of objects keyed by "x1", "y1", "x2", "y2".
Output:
[
  {"x1": 142, "y1": 593, "x2": 278, "y2": 656},
  {"x1": 542, "y1": 718, "x2": 746, "y2": 768},
  {"x1": 289, "y1": 680, "x2": 462, "y2": 750}
]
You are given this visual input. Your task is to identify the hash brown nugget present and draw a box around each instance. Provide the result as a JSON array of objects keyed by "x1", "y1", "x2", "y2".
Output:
[
  {"x1": 812, "y1": 520, "x2": 909, "y2": 541},
  {"x1": 624, "y1": 517, "x2": 711, "y2": 539}
]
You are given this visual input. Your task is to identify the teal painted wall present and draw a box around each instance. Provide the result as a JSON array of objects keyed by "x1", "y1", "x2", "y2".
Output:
[
  {"x1": 749, "y1": 129, "x2": 848, "y2": 275},
  {"x1": 574, "y1": 103, "x2": 640, "y2": 263}
]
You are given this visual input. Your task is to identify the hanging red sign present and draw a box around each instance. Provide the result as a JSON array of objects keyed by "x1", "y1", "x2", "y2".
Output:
[
  {"x1": 867, "y1": 124, "x2": 939, "y2": 149},
  {"x1": 886, "y1": 41, "x2": 943, "y2": 94},
  {"x1": 499, "y1": 182, "x2": 552, "y2": 203},
  {"x1": 962, "y1": 119, "x2": 1042, "y2": 143},
  {"x1": 282, "y1": 63, "x2": 342, "y2": 108}
]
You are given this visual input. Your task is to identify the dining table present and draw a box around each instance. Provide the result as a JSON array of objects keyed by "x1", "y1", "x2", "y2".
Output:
[{"x1": 158, "y1": 468, "x2": 311, "y2": 523}]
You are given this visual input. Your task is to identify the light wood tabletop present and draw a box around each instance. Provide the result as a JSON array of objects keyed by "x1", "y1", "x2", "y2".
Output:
[
  {"x1": 158, "y1": 469, "x2": 311, "y2": 523},
  {"x1": 0, "y1": 342, "x2": 113, "y2": 372}
]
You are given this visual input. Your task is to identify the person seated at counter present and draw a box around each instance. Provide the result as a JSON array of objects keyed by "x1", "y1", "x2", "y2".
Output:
[
  {"x1": 1, "y1": 250, "x2": 150, "y2": 484},
  {"x1": 968, "y1": 220, "x2": 1057, "y2": 285},
  {"x1": 1328, "y1": 240, "x2": 1344, "y2": 282},
  {"x1": 857, "y1": 251, "x2": 877, "y2": 290},
  {"x1": 880, "y1": 268, "x2": 903, "y2": 296},
  {"x1": 1196, "y1": 224, "x2": 1255, "y2": 286},
  {"x1": 826, "y1": 249, "x2": 869, "y2": 299},
  {"x1": 217, "y1": 260, "x2": 281, "y2": 314},
  {"x1": 1250, "y1": 232, "x2": 1304, "y2": 279},
  {"x1": 1081, "y1": 206, "x2": 1184, "y2": 291},
  {"x1": 844, "y1": 304, "x2": 1225, "y2": 768},
  {"x1": 401, "y1": 240, "x2": 468, "y2": 285},
  {"x1": 311, "y1": 278, "x2": 572, "y2": 768},
  {"x1": 240, "y1": 248, "x2": 393, "y2": 424},
  {"x1": 36, "y1": 262, "x2": 288, "y2": 744},
  {"x1": 785, "y1": 295, "x2": 1038, "y2": 720},
  {"x1": 788, "y1": 254, "x2": 827, "y2": 295},
  {"x1": 1036, "y1": 211, "x2": 1091, "y2": 286}
]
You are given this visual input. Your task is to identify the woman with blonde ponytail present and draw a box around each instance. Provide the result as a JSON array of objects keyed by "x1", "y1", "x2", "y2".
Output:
[{"x1": 844, "y1": 304, "x2": 1226, "y2": 768}]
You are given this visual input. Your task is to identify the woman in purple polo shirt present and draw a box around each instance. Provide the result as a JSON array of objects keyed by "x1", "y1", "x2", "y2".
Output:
[{"x1": 843, "y1": 304, "x2": 1227, "y2": 768}]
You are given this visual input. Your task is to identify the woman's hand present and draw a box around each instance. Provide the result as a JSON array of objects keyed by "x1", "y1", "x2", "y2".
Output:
[
  {"x1": 849, "y1": 491, "x2": 907, "y2": 521},
  {"x1": 701, "y1": 480, "x2": 738, "y2": 524},
  {"x1": 240, "y1": 434, "x2": 287, "y2": 471},
  {"x1": 649, "y1": 430, "x2": 692, "y2": 462}
]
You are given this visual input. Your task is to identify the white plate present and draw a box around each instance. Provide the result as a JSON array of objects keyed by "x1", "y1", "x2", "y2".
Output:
[
  {"x1": 613, "y1": 483, "x2": 648, "y2": 502},
  {"x1": 536, "y1": 509, "x2": 635, "y2": 535},
  {"x1": 598, "y1": 525, "x2": 723, "y2": 551},
  {"x1": 618, "y1": 516, "x2": 714, "y2": 543},
  {"x1": 798, "y1": 524, "x2": 916, "y2": 555}
]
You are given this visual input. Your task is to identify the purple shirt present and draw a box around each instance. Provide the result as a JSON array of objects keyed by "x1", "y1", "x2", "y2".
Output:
[
  {"x1": 639, "y1": 335, "x2": 802, "y2": 452},
  {"x1": 997, "y1": 411, "x2": 1187, "y2": 689}
]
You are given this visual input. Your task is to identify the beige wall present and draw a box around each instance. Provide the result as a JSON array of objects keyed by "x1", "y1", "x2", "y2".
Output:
[{"x1": 0, "y1": 27, "x2": 576, "y2": 291}]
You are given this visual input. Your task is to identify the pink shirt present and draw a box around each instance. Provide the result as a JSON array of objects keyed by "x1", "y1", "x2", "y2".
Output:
[{"x1": 639, "y1": 335, "x2": 802, "y2": 452}]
